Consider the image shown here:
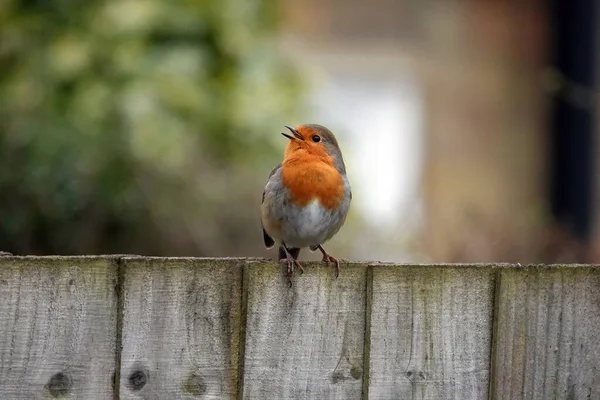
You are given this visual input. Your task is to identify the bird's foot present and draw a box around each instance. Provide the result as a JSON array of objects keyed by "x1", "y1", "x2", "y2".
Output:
[
  {"x1": 280, "y1": 249, "x2": 304, "y2": 287},
  {"x1": 316, "y1": 245, "x2": 346, "y2": 278}
]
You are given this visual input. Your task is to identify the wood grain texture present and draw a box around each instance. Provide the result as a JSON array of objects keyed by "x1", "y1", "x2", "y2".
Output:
[
  {"x1": 368, "y1": 266, "x2": 495, "y2": 400},
  {"x1": 2, "y1": 257, "x2": 600, "y2": 399},
  {"x1": 118, "y1": 258, "x2": 244, "y2": 400},
  {"x1": 242, "y1": 262, "x2": 367, "y2": 399},
  {"x1": 0, "y1": 257, "x2": 118, "y2": 400},
  {"x1": 491, "y1": 266, "x2": 600, "y2": 400}
]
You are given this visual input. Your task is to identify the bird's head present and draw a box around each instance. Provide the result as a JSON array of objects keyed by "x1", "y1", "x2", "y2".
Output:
[{"x1": 282, "y1": 124, "x2": 346, "y2": 173}]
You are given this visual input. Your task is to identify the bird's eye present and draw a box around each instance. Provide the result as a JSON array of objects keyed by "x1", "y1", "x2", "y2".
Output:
[{"x1": 312, "y1": 135, "x2": 321, "y2": 143}]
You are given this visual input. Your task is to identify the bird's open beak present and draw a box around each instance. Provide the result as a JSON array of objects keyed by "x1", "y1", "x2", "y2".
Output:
[{"x1": 281, "y1": 125, "x2": 304, "y2": 141}]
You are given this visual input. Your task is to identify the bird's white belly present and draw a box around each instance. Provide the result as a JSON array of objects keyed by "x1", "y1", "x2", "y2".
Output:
[{"x1": 282, "y1": 199, "x2": 332, "y2": 248}]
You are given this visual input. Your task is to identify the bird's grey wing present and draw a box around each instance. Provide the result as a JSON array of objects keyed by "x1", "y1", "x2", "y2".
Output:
[{"x1": 262, "y1": 163, "x2": 282, "y2": 249}]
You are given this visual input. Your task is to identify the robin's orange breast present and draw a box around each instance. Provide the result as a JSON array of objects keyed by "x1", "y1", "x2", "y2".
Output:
[{"x1": 281, "y1": 154, "x2": 344, "y2": 210}]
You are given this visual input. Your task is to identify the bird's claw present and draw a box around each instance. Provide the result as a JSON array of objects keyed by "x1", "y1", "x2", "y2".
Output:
[
  {"x1": 280, "y1": 257, "x2": 304, "y2": 287},
  {"x1": 315, "y1": 244, "x2": 346, "y2": 278},
  {"x1": 284, "y1": 259, "x2": 304, "y2": 275},
  {"x1": 321, "y1": 254, "x2": 346, "y2": 278}
]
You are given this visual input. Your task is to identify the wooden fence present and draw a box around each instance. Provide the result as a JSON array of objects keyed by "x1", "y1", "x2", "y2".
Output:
[{"x1": 0, "y1": 256, "x2": 598, "y2": 399}]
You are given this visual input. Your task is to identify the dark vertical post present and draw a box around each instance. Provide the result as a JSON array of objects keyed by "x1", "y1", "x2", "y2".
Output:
[{"x1": 549, "y1": 0, "x2": 597, "y2": 241}]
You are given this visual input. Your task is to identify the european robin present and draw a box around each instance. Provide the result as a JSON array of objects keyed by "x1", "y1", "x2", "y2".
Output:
[{"x1": 261, "y1": 124, "x2": 352, "y2": 284}]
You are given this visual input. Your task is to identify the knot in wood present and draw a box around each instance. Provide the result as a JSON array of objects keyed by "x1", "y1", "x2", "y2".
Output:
[
  {"x1": 183, "y1": 373, "x2": 207, "y2": 396},
  {"x1": 45, "y1": 372, "x2": 71, "y2": 397},
  {"x1": 128, "y1": 369, "x2": 148, "y2": 391}
]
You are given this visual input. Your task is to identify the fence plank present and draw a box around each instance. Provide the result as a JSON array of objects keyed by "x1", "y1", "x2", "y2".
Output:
[
  {"x1": 491, "y1": 267, "x2": 600, "y2": 400},
  {"x1": 118, "y1": 258, "x2": 244, "y2": 399},
  {"x1": 0, "y1": 257, "x2": 118, "y2": 399},
  {"x1": 242, "y1": 262, "x2": 367, "y2": 399},
  {"x1": 368, "y1": 266, "x2": 494, "y2": 400}
]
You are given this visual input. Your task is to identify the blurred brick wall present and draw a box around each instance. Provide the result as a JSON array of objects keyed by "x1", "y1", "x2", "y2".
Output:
[
  {"x1": 282, "y1": 0, "x2": 554, "y2": 262},
  {"x1": 420, "y1": 1, "x2": 552, "y2": 262}
]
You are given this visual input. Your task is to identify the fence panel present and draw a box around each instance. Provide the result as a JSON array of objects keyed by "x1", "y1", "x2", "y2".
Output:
[
  {"x1": 241, "y1": 262, "x2": 367, "y2": 400},
  {"x1": 368, "y1": 266, "x2": 495, "y2": 400},
  {"x1": 491, "y1": 267, "x2": 600, "y2": 400},
  {"x1": 1, "y1": 257, "x2": 599, "y2": 400},
  {"x1": 118, "y1": 258, "x2": 244, "y2": 399},
  {"x1": 0, "y1": 257, "x2": 118, "y2": 399}
]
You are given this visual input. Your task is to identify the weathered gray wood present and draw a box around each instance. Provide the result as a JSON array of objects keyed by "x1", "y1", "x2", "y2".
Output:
[
  {"x1": 118, "y1": 258, "x2": 244, "y2": 399},
  {"x1": 368, "y1": 266, "x2": 495, "y2": 399},
  {"x1": 491, "y1": 266, "x2": 600, "y2": 400},
  {"x1": 2, "y1": 257, "x2": 600, "y2": 399},
  {"x1": 0, "y1": 257, "x2": 118, "y2": 399},
  {"x1": 242, "y1": 262, "x2": 367, "y2": 399}
]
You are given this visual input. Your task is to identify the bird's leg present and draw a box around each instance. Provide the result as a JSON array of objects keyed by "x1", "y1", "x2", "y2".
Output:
[
  {"x1": 316, "y1": 245, "x2": 346, "y2": 278},
  {"x1": 279, "y1": 243, "x2": 304, "y2": 286}
]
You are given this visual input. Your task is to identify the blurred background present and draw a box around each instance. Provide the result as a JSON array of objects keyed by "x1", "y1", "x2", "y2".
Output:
[{"x1": 0, "y1": 0, "x2": 598, "y2": 263}]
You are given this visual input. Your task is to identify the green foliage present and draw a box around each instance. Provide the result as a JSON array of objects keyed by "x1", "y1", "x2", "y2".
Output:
[{"x1": 0, "y1": 0, "x2": 302, "y2": 255}]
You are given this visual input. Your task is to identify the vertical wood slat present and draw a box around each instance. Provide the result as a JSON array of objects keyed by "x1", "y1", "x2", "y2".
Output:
[
  {"x1": 0, "y1": 257, "x2": 118, "y2": 399},
  {"x1": 368, "y1": 266, "x2": 495, "y2": 400},
  {"x1": 242, "y1": 262, "x2": 367, "y2": 399},
  {"x1": 491, "y1": 267, "x2": 600, "y2": 400},
  {"x1": 118, "y1": 258, "x2": 245, "y2": 399}
]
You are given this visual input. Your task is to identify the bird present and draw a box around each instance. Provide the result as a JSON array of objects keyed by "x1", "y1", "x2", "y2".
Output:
[{"x1": 260, "y1": 124, "x2": 351, "y2": 284}]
